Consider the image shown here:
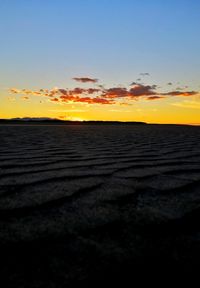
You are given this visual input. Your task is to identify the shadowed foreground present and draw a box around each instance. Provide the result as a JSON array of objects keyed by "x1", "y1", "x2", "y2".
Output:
[{"x1": 0, "y1": 124, "x2": 200, "y2": 286}]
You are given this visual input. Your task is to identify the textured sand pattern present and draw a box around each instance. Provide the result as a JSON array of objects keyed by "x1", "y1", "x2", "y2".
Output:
[{"x1": 0, "y1": 124, "x2": 200, "y2": 286}]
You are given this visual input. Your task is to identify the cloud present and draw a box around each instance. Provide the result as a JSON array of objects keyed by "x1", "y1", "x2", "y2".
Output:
[
  {"x1": 104, "y1": 85, "x2": 199, "y2": 100},
  {"x1": 129, "y1": 84, "x2": 157, "y2": 97},
  {"x1": 163, "y1": 91, "x2": 198, "y2": 96},
  {"x1": 21, "y1": 96, "x2": 29, "y2": 100},
  {"x1": 70, "y1": 88, "x2": 100, "y2": 95},
  {"x1": 87, "y1": 88, "x2": 101, "y2": 94},
  {"x1": 72, "y1": 77, "x2": 98, "y2": 83},
  {"x1": 10, "y1": 88, "x2": 20, "y2": 94},
  {"x1": 130, "y1": 81, "x2": 140, "y2": 86},
  {"x1": 51, "y1": 98, "x2": 59, "y2": 102},
  {"x1": 119, "y1": 102, "x2": 132, "y2": 106},
  {"x1": 102, "y1": 87, "x2": 130, "y2": 98},
  {"x1": 140, "y1": 73, "x2": 150, "y2": 76},
  {"x1": 69, "y1": 88, "x2": 85, "y2": 95},
  {"x1": 10, "y1": 88, "x2": 44, "y2": 96},
  {"x1": 9, "y1": 78, "x2": 199, "y2": 106},
  {"x1": 9, "y1": 88, "x2": 60, "y2": 98},
  {"x1": 58, "y1": 94, "x2": 115, "y2": 105},
  {"x1": 102, "y1": 84, "x2": 158, "y2": 99},
  {"x1": 9, "y1": 87, "x2": 113, "y2": 105},
  {"x1": 147, "y1": 96, "x2": 165, "y2": 100},
  {"x1": 58, "y1": 88, "x2": 100, "y2": 96}
]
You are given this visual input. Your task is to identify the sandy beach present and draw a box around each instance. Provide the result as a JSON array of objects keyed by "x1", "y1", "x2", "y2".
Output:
[{"x1": 0, "y1": 124, "x2": 200, "y2": 286}]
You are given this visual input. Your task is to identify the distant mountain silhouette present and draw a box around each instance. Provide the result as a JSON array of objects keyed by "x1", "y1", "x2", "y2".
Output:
[
  {"x1": 10, "y1": 117, "x2": 60, "y2": 121},
  {"x1": 0, "y1": 118, "x2": 147, "y2": 125}
]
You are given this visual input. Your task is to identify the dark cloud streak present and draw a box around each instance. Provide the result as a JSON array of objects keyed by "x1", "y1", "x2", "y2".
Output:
[{"x1": 72, "y1": 77, "x2": 98, "y2": 83}]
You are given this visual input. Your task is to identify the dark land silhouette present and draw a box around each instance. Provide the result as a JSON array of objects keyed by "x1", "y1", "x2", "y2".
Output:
[{"x1": 0, "y1": 118, "x2": 147, "y2": 125}]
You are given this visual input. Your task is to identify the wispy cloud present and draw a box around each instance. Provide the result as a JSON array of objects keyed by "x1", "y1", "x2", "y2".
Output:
[
  {"x1": 147, "y1": 96, "x2": 165, "y2": 100},
  {"x1": 163, "y1": 91, "x2": 197, "y2": 96},
  {"x1": 72, "y1": 77, "x2": 98, "y2": 83},
  {"x1": 140, "y1": 72, "x2": 150, "y2": 76}
]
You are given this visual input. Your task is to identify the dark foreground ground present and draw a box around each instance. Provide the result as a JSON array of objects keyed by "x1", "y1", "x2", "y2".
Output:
[{"x1": 0, "y1": 124, "x2": 200, "y2": 286}]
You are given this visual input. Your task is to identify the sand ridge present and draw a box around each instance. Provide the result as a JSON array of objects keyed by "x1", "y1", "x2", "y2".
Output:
[{"x1": 0, "y1": 124, "x2": 200, "y2": 286}]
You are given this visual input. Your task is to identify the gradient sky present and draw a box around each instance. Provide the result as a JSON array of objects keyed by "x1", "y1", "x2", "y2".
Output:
[{"x1": 0, "y1": 0, "x2": 200, "y2": 123}]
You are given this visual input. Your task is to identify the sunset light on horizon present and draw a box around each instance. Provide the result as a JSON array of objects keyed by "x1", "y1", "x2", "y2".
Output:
[{"x1": 0, "y1": 0, "x2": 200, "y2": 124}]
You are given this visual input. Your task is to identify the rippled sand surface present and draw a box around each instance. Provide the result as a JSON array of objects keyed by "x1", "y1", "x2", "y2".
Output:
[{"x1": 0, "y1": 124, "x2": 200, "y2": 286}]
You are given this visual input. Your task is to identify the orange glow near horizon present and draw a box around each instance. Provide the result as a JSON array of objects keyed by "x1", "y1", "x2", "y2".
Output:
[
  {"x1": 1, "y1": 98, "x2": 200, "y2": 125},
  {"x1": 1, "y1": 79, "x2": 200, "y2": 125}
]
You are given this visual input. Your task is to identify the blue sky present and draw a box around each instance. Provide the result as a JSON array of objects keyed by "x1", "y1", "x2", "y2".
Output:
[{"x1": 1, "y1": 0, "x2": 200, "y2": 88}]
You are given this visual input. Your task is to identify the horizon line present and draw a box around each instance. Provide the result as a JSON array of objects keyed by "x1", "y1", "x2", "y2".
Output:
[{"x1": 0, "y1": 118, "x2": 200, "y2": 126}]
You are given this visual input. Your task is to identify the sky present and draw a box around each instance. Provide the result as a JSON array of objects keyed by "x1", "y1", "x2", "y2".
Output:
[{"x1": 0, "y1": 0, "x2": 200, "y2": 124}]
